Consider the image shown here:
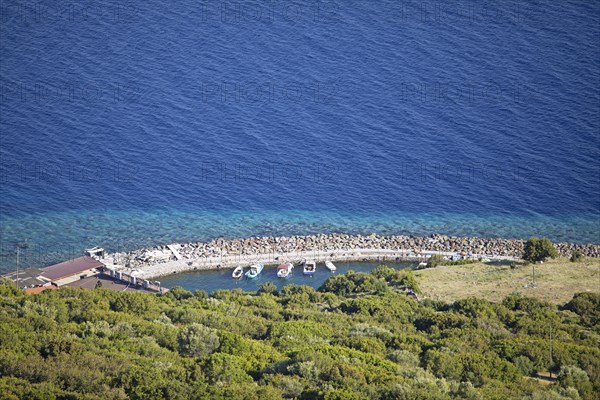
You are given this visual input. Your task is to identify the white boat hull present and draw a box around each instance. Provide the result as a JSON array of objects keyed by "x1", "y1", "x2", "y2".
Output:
[
  {"x1": 303, "y1": 260, "x2": 316, "y2": 275},
  {"x1": 277, "y1": 263, "x2": 293, "y2": 278},
  {"x1": 277, "y1": 270, "x2": 290, "y2": 278},
  {"x1": 245, "y1": 263, "x2": 264, "y2": 279},
  {"x1": 232, "y1": 266, "x2": 244, "y2": 279}
]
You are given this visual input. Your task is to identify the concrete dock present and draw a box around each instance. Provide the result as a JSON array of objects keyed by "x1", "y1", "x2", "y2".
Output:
[{"x1": 167, "y1": 244, "x2": 183, "y2": 260}]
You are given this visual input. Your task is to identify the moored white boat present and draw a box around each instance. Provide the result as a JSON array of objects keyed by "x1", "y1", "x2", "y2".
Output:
[
  {"x1": 303, "y1": 259, "x2": 316, "y2": 276},
  {"x1": 325, "y1": 260, "x2": 336, "y2": 272},
  {"x1": 245, "y1": 263, "x2": 264, "y2": 279},
  {"x1": 277, "y1": 263, "x2": 293, "y2": 278},
  {"x1": 232, "y1": 266, "x2": 244, "y2": 279}
]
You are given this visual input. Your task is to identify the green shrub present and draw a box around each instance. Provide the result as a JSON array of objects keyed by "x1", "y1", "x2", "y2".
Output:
[
  {"x1": 570, "y1": 250, "x2": 584, "y2": 262},
  {"x1": 261, "y1": 374, "x2": 304, "y2": 398},
  {"x1": 445, "y1": 259, "x2": 478, "y2": 266},
  {"x1": 178, "y1": 323, "x2": 220, "y2": 357},
  {"x1": 333, "y1": 336, "x2": 387, "y2": 357},
  {"x1": 563, "y1": 292, "x2": 600, "y2": 328},
  {"x1": 371, "y1": 265, "x2": 420, "y2": 293},
  {"x1": 557, "y1": 365, "x2": 593, "y2": 399},
  {"x1": 426, "y1": 254, "x2": 445, "y2": 268},
  {"x1": 258, "y1": 282, "x2": 278, "y2": 296},
  {"x1": 324, "y1": 388, "x2": 364, "y2": 400},
  {"x1": 387, "y1": 350, "x2": 420, "y2": 367},
  {"x1": 167, "y1": 286, "x2": 194, "y2": 301},
  {"x1": 319, "y1": 275, "x2": 356, "y2": 296},
  {"x1": 513, "y1": 355, "x2": 535, "y2": 376}
]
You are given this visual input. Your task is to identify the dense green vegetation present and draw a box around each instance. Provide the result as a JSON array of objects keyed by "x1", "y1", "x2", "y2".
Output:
[
  {"x1": 424, "y1": 254, "x2": 478, "y2": 269},
  {"x1": 523, "y1": 238, "x2": 558, "y2": 263},
  {"x1": 1, "y1": 266, "x2": 598, "y2": 400}
]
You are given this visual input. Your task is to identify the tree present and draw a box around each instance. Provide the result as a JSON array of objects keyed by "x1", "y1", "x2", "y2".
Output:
[
  {"x1": 523, "y1": 237, "x2": 558, "y2": 263},
  {"x1": 564, "y1": 292, "x2": 600, "y2": 328}
]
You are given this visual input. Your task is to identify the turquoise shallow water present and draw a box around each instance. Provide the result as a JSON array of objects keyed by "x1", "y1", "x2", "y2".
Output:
[
  {"x1": 1, "y1": 208, "x2": 598, "y2": 273},
  {"x1": 158, "y1": 261, "x2": 416, "y2": 293}
]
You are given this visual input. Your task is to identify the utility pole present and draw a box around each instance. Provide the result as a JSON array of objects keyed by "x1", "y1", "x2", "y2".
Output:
[
  {"x1": 532, "y1": 263, "x2": 537, "y2": 287},
  {"x1": 14, "y1": 242, "x2": 28, "y2": 290},
  {"x1": 549, "y1": 325, "x2": 553, "y2": 379},
  {"x1": 15, "y1": 245, "x2": 19, "y2": 289}
]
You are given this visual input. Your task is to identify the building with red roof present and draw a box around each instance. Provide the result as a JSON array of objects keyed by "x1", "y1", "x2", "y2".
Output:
[{"x1": 40, "y1": 256, "x2": 105, "y2": 286}]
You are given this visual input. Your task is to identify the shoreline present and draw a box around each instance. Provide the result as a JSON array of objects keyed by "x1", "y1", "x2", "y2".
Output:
[{"x1": 98, "y1": 233, "x2": 600, "y2": 280}]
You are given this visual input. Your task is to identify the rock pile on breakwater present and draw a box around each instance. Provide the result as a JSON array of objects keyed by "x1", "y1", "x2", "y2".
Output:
[{"x1": 111, "y1": 233, "x2": 600, "y2": 269}]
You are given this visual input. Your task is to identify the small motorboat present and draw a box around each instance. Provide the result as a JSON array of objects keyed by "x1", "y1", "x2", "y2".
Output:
[
  {"x1": 303, "y1": 259, "x2": 316, "y2": 276},
  {"x1": 277, "y1": 263, "x2": 293, "y2": 278},
  {"x1": 232, "y1": 266, "x2": 244, "y2": 279},
  {"x1": 325, "y1": 260, "x2": 336, "y2": 272},
  {"x1": 245, "y1": 263, "x2": 264, "y2": 279}
]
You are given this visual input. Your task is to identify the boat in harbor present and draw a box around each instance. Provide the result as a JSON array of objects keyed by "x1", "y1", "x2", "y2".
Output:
[
  {"x1": 302, "y1": 259, "x2": 316, "y2": 276},
  {"x1": 245, "y1": 263, "x2": 264, "y2": 279},
  {"x1": 325, "y1": 260, "x2": 337, "y2": 272},
  {"x1": 277, "y1": 263, "x2": 293, "y2": 278},
  {"x1": 232, "y1": 266, "x2": 244, "y2": 279}
]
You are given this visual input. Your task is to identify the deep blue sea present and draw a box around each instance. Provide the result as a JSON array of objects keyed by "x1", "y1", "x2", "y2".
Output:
[{"x1": 1, "y1": 0, "x2": 599, "y2": 272}]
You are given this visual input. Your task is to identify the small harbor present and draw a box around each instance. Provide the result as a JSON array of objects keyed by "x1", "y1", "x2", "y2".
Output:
[{"x1": 158, "y1": 260, "x2": 417, "y2": 293}]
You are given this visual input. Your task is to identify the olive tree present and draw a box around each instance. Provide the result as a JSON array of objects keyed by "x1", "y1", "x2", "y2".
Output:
[{"x1": 523, "y1": 237, "x2": 558, "y2": 263}]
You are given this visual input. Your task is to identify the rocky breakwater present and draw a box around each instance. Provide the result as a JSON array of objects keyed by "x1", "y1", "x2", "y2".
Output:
[{"x1": 111, "y1": 233, "x2": 600, "y2": 271}]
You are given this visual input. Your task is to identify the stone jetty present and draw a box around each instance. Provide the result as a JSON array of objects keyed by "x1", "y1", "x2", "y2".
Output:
[{"x1": 99, "y1": 233, "x2": 600, "y2": 280}]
